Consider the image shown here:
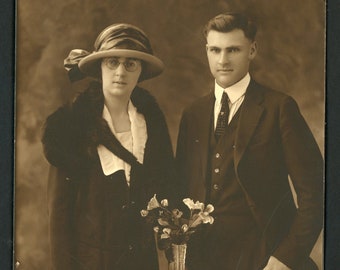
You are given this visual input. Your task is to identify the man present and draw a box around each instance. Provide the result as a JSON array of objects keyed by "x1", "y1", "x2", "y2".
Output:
[{"x1": 176, "y1": 13, "x2": 323, "y2": 270}]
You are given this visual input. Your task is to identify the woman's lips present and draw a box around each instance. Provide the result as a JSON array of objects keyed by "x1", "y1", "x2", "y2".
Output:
[
  {"x1": 218, "y1": 69, "x2": 233, "y2": 72},
  {"x1": 112, "y1": 81, "x2": 127, "y2": 85}
]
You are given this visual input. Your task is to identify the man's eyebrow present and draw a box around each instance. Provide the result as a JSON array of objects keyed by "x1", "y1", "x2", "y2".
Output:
[
  {"x1": 206, "y1": 45, "x2": 242, "y2": 49},
  {"x1": 206, "y1": 45, "x2": 221, "y2": 49}
]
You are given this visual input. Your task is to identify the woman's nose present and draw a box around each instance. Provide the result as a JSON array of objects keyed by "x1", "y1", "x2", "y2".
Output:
[{"x1": 114, "y1": 62, "x2": 127, "y2": 75}]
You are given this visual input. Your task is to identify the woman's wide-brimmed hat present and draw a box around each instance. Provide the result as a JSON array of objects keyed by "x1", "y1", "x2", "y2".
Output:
[{"x1": 64, "y1": 23, "x2": 164, "y2": 82}]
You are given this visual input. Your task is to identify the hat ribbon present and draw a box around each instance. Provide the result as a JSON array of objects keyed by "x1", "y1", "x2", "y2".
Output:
[{"x1": 64, "y1": 49, "x2": 90, "y2": 82}]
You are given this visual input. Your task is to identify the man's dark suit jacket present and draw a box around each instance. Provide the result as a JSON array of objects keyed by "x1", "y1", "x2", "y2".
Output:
[{"x1": 176, "y1": 80, "x2": 323, "y2": 269}]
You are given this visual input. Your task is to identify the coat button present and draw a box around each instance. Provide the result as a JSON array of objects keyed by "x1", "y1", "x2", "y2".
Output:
[
  {"x1": 122, "y1": 205, "x2": 127, "y2": 210},
  {"x1": 128, "y1": 245, "x2": 133, "y2": 251},
  {"x1": 65, "y1": 177, "x2": 71, "y2": 181},
  {"x1": 131, "y1": 201, "x2": 135, "y2": 205},
  {"x1": 232, "y1": 145, "x2": 236, "y2": 149},
  {"x1": 214, "y1": 168, "x2": 220, "y2": 173},
  {"x1": 215, "y1": 153, "x2": 220, "y2": 158},
  {"x1": 213, "y1": 184, "x2": 219, "y2": 190}
]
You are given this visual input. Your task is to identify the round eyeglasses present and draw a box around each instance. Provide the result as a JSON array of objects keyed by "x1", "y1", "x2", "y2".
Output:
[{"x1": 103, "y1": 57, "x2": 141, "y2": 72}]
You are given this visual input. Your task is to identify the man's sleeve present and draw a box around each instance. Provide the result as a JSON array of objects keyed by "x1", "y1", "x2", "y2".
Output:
[
  {"x1": 273, "y1": 96, "x2": 323, "y2": 269},
  {"x1": 175, "y1": 110, "x2": 189, "y2": 201}
]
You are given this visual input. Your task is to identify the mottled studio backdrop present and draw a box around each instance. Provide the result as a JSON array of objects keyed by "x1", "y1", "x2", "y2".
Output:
[{"x1": 15, "y1": 0, "x2": 325, "y2": 269}]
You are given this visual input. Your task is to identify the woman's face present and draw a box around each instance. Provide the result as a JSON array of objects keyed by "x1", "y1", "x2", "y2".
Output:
[{"x1": 101, "y1": 57, "x2": 142, "y2": 100}]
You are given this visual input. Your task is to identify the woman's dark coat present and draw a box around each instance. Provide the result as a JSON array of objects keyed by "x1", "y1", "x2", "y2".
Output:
[{"x1": 42, "y1": 82, "x2": 176, "y2": 270}]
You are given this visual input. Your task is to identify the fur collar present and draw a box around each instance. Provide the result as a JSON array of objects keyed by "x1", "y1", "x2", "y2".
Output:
[{"x1": 42, "y1": 81, "x2": 162, "y2": 174}]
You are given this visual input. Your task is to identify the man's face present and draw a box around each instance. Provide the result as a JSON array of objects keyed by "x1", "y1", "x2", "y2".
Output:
[{"x1": 206, "y1": 29, "x2": 257, "y2": 88}]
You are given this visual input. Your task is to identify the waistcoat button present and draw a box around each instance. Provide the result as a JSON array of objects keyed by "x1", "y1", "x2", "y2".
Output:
[
  {"x1": 213, "y1": 184, "x2": 219, "y2": 190},
  {"x1": 214, "y1": 168, "x2": 220, "y2": 173}
]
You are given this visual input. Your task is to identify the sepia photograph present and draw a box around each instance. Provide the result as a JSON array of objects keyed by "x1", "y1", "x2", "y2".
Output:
[{"x1": 15, "y1": 1, "x2": 325, "y2": 269}]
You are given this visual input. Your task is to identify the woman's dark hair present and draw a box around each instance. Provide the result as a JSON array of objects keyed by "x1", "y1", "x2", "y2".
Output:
[{"x1": 203, "y1": 13, "x2": 257, "y2": 41}]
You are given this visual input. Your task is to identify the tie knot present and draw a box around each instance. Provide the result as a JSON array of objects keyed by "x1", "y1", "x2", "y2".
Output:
[
  {"x1": 220, "y1": 92, "x2": 229, "y2": 110},
  {"x1": 221, "y1": 92, "x2": 229, "y2": 104}
]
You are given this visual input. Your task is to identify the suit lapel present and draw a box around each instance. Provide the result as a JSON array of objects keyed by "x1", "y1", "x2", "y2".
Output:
[
  {"x1": 191, "y1": 82, "x2": 264, "y2": 196},
  {"x1": 234, "y1": 80, "x2": 264, "y2": 169}
]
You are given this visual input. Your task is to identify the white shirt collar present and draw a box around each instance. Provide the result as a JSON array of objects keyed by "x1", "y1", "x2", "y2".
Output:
[
  {"x1": 98, "y1": 100, "x2": 147, "y2": 177},
  {"x1": 214, "y1": 73, "x2": 250, "y2": 104}
]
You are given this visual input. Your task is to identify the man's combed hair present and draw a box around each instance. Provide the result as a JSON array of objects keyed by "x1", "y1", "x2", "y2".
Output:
[{"x1": 203, "y1": 12, "x2": 257, "y2": 41}]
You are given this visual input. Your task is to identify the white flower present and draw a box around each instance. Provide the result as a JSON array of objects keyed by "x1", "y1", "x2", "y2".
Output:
[
  {"x1": 183, "y1": 198, "x2": 204, "y2": 211},
  {"x1": 140, "y1": 209, "x2": 149, "y2": 217},
  {"x1": 190, "y1": 212, "x2": 214, "y2": 227},
  {"x1": 204, "y1": 204, "x2": 214, "y2": 214},
  {"x1": 158, "y1": 218, "x2": 170, "y2": 226},
  {"x1": 161, "y1": 228, "x2": 171, "y2": 239},
  {"x1": 147, "y1": 194, "x2": 161, "y2": 210},
  {"x1": 181, "y1": 224, "x2": 189, "y2": 233},
  {"x1": 172, "y1": 209, "x2": 183, "y2": 218},
  {"x1": 161, "y1": 199, "x2": 168, "y2": 207},
  {"x1": 161, "y1": 234, "x2": 170, "y2": 239},
  {"x1": 202, "y1": 215, "x2": 214, "y2": 224}
]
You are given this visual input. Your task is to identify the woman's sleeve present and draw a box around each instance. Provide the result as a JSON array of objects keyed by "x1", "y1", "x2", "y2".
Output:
[
  {"x1": 47, "y1": 165, "x2": 78, "y2": 270},
  {"x1": 149, "y1": 106, "x2": 179, "y2": 205}
]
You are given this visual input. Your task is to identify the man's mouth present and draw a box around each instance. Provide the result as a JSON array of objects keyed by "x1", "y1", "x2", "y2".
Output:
[
  {"x1": 113, "y1": 81, "x2": 127, "y2": 85},
  {"x1": 218, "y1": 69, "x2": 233, "y2": 72}
]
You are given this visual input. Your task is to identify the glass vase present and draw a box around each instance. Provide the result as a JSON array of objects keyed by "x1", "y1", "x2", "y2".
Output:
[{"x1": 169, "y1": 243, "x2": 187, "y2": 270}]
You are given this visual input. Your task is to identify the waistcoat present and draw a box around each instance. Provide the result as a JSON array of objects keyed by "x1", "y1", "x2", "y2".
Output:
[{"x1": 206, "y1": 108, "x2": 256, "y2": 239}]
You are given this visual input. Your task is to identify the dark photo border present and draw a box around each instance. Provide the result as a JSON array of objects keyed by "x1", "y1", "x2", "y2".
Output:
[
  {"x1": 325, "y1": 0, "x2": 340, "y2": 268},
  {"x1": 1, "y1": 0, "x2": 339, "y2": 269},
  {"x1": 0, "y1": 0, "x2": 15, "y2": 269}
]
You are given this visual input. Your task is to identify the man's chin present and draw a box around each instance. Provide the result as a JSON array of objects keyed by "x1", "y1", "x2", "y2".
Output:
[{"x1": 216, "y1": 79, "x2": 235, "y2": 88}]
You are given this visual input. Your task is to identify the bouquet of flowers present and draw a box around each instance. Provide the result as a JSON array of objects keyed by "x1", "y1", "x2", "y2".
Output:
[{"x1": 140, "y1": 194, "x2": 214, "y2": 267}]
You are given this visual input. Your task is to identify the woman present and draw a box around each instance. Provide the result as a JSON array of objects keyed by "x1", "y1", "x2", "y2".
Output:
[{"x1": 42, "y1": 23, "x2": 175, "y2": 270}]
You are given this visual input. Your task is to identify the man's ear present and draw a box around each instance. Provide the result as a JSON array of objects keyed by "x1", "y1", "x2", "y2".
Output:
[{"x1": 249, "y1": 41, "x2": 257, "y2": 59}]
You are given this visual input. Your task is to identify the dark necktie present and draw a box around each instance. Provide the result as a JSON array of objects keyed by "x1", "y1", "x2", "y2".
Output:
[{"x1": 215, "y1": 92, "x2": 229, "y2": 140}]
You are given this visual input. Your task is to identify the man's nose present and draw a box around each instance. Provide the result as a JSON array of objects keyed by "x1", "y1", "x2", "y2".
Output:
[{"x1": 218, "y1": 51, "x2": 229, "y2": 64}]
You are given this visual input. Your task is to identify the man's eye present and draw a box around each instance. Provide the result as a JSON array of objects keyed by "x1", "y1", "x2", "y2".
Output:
[
  {"x1": 209, "y1": 48, "x2": 220, "y2": 53},
  {"x1": 228, "y1": 48, "x2": 240, "y2": 53}
]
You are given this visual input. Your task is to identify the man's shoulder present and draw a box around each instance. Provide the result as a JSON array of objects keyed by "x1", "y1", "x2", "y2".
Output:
[
  {"x1": 183, "y1": 91, "x2": 214, "y2": 115},
  {"x1": 249, "y1": 80, "x2": 294, "y2": 104},
  {"x1": 250, "y1": 80, "x2": 288, "y2": 96}
]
